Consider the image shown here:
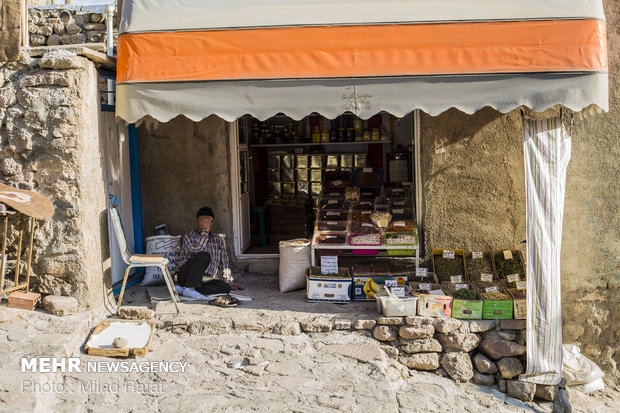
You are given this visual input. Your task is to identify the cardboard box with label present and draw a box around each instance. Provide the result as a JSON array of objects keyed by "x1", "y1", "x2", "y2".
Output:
[
  {"x1": 409, "y1": 282, "x2": 452, "y2": 317},
  {"x1": 307, "y1": 266, "x2": 352, "y2": 303}
]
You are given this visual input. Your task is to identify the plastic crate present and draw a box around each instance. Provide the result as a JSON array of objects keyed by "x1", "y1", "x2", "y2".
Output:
[{"x1": 384, "y1": 230, "x2": 418, "y2": 256}]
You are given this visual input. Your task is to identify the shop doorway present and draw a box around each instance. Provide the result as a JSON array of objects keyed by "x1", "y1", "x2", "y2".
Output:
[{"x1": 230, "y1": 111, "x2": 422, "y2": 258}]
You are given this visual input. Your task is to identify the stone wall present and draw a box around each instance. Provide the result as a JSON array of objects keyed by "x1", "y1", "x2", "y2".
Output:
[
  {"x1": 421, "y1": 0, "x2": 620, "y2": 381},
  {"x1": 28, "y1": 7, "x2": 115, "y2": 47},
  {"x1": 0, "y1": 49, "x2": 109, "y2": 311}
]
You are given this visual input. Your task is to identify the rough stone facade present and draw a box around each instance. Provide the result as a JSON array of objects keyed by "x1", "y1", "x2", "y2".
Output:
[
  {"x1": 421, "y1": 0, "x2": 620, "y2": 381},
  {"x1": 0, "y1": 49, "x2": 108, "y2": 311},
  {"x1": 27, "y1": 7, "x2": 115, "y2": 47}
]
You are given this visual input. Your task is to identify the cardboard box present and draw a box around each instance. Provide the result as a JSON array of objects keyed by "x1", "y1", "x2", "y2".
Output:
[
  {"x1": 472, "y1": 281, "x2": 514, "y2": 320},
  {"x1": 307, "y1": 266, "x2": 351, "y2": 303},
  {"x1": 507, "y1": 285, "x2": 527, "y2": 319},
  {"x1": 8, "y1": 291, "x2": 41, "y2": 311},
  {"x1": 352, "y1": 275, "x2": 406, "y2": 301},
  {"x1": 409, "y1": 282, "x2": 452, "y2": 317},
  {"x1": 441, "y1": 282, "x2": 483, "y2": 320}
]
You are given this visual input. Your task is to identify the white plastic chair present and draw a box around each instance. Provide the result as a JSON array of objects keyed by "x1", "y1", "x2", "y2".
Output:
[{"x1": 109, "y1": 206, "x2": 180, "y2": 314}]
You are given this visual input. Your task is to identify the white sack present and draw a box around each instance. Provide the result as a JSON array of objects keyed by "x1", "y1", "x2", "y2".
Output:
[
  {"x1": 141, "y1": 235, "x2": 182, "y2": 285},
  {"x1": 562, "y1": 344, "x2": 605, "y2": 393},
  {"x1": 279, "y1": 238, "x2": 311, "y2": 293}
]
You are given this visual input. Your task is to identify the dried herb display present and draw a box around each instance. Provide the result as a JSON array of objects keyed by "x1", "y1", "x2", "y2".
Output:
[
  {"x1": 433, "y1": 254, "x2": 465, "y2": 283},
  {"x1": 351, "y1": 210, "x2": 372, "y2": 222},
  {"x1": 452, "y1": 288, "x2": 479, "y2": 300},
  {"x1": 315, "y1": 233, "x2": 346, "y2": 244},
  {"x1": 350, "y1": 222, "x2": 380, "y2": 234},
  {"x1": 316, "y1": 220, "x2": 347, "y2": 231},
  {"x1": 386, "y1": 220, "x2": 415, "y2": 232},
  {"x1": 466, "y1": 252, "x2": 494, "y2": 281},
  {"x1": 510, "y1": 290, "x2": 526, "y2": 299},
  {"x1": 494, "y1": 250, "x2": 525, "y2": 288},
  {"x1": 481, "y1": 291, "x2": 511, "y2": 300}
]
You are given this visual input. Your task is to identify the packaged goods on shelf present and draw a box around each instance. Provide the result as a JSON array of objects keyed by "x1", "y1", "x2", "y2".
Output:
[
  {"x1": 310, "y1": 182, "x2": 323, "y2": 196},
  {"x1": 296, "y1": 182, "x2": 309, "y2": 196},
  {"x1": 340, "y1": 154, "x2": 354, "y2": 168},
  {"x1": 325, "y1": 154, "x2": 340, "y2": 168},
  {"x1": 432, "y1": 249, "x2": 467, "y2": 283},
  {"x1": 354, "y1": 154, "x2": 367, "y2": 168},
  {"x1": 309, "y1": 168, "x2": 323, "y2": 182},
  {"x1": 441, "y1": 281, "x2": 483, "y2": 320},
  {"x1": 268, "y1": 182, "x2": 282, "y2": 197},
  {"x1": 282, "y1": 155, "x2": 295, "y2": 169},
  {"x1": 296, "y1": 154, "x2": 309, "y2": 168},
  {"x1": 371, "y1": 211, "x2": 392, "y2": 228},
  {"x1": 282, "y1": 168, "x2": 295, "y2": 181},
  {"x1": 345, "y1": 187, "x2": 360, "y2": 202},
  {"x1": 267, "y1": 168, "x2": 280, "y2": 182},
  {"x1": 268, "y1": 154, "x2": 281, "y2": 169},
  {"x1": 282, "y1": 182, "x2": 296, "y2": 196},
  {"x1": 351, "y1": 210, "x2": 373, "y2": 222},
  {"x1": 310, "y1": 155, "x2": 323, "y2": 168},
  {"x1": 493, "y1": 249, "x2": 526, "y2": 289},
  {"x1": 295, "y1": 168, "x2": 309, "y2": 182},
  {"x1": 466, "y1": 251, "x2": 495, "y2": 282}
]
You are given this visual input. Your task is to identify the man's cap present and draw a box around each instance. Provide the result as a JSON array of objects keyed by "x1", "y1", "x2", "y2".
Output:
[{"x1": 196, "y1": 206, "x2": 214, "y2": 219}]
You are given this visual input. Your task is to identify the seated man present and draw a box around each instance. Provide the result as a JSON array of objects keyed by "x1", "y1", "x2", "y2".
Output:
[{"x1": 176, "y1": 206, "x2": 244, "y2": 300}]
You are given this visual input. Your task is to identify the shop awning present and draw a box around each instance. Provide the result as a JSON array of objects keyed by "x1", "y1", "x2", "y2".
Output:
[{"x1": 116, "y1": 0, "x2": 608, "y2": 123}]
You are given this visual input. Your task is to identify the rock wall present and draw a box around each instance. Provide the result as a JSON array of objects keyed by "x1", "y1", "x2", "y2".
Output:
[
  {"x1": 0, "y1": 49, "x2": 108, "y2": 311},
  {"x1": 421, "y1": 0, "x2": 620, "y2": 381},
  {"x1": 27, "y1": 7, "x2": 115, "y2": 47}
]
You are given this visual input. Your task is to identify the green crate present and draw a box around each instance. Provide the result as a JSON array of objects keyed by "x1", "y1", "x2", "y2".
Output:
[
  {"x1": 451, "y1": 299, "x2": 483, "y2": 320},
  {"x1": 482, "y1": 300, "x2": 513, "y2": 319},
  {"x1": 384, "y1": 231, "x2": 417, "y2": 256}
]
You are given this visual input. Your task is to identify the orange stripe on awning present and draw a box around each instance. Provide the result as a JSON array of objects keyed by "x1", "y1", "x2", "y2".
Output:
[{"x1": 117, "y1": 19, "x2": 607, "y2": 84}]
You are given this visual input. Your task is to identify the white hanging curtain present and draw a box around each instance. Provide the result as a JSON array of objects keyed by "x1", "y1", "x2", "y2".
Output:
[{"x1": 520, "y1": 116, "x2": 572, "y2": 385}]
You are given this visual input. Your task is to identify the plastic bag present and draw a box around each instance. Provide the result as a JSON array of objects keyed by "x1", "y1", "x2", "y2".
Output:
[
  {"x1": 278, "y1": 238, "x2": 311, "y2": 293},
  {"x1": 141, "y1": 235, "x2": 182, "y2": 285},
  {"x1": 562, "y1": 344, "x2": 605, "y2": 393}
]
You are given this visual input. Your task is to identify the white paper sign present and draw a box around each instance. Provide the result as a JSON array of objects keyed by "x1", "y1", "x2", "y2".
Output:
[
  {"x1": 503, "y1": 250, "x2": 513, "y2": 260},
  {"x1": 327, "y1": 221, "x2": 337, "y2": 225},
  {"x1": 450, "y1": 275, "x2": 463, "y2": 283},
  {"x1": 455, "y1": 283, "x2": 468, "y2": 291},
  {"x1": 363, "y1": 168, "x2": 372, "y2": 173},
  {"x1": 362, "y1": 211, "x2": 371, "y2": 215},
  {"x1": 385, "y1": 279, "x2": 397, "y2": 287},
  {"x1": 480, "y1": 273, "x2": 493, "y2": 282},
  {"x1": 390, "y1": 286, "x2": 406, "y2": 297},
  {"x1": 472, "y1": 251, "x2": 483, "y2": 259},
  {"x1": 362, "y1": 223, "x2": 373, "y2": 227},
  {"x1": 332, "y1": 180, "x2": 343, "y2": 186},
  {"x1": 328, "y1": 199, "x2": 338, "y2": 204},
  {"x1": 416, "y1": 268, "x2": 428, "y2": 279},
  {"x1": 507, "y1": 273, "x2": 520, "y2": 283},
  {"x1": 320, "y1": 256, "x2": 338, "y2": 275},
  {"x1": 516, "y1": 281, "x2": 527, "y2": 290},
  {"x1": 443, "y1": 250, "x2": 455, "y2": 259},
  {"x1": 419, "y1": 283, "x2": 432, "y2": 291},
  {"x1": 394, "y1": 221, "x2": 405, "y2": 227},
  {"x1": 394, "y1": 201, "x2": 405, "y2": 206},
  {"x1": 326, "y1": 212, "x2": 339, "y2": 216},
  {"x1": 393, "y1": 208, "x2": 404, "y2": 214},
  {"x1": 485, "y1": 286, "x2": 499, "y2": 293}
]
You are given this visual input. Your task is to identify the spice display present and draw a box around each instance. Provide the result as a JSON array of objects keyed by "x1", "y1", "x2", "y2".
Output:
[
  {"x1": 316, "y1": 220, "x2": 347, "y2": 231},
  {"x1": 345, "y1": 187, "x2": 360, "y2": 202},
  {"x1": 350, "y1": 222, "x2": 380, "y2": 234},
  {"x1": 353, "y1": 200, "x2": 374, "y2": 211},
  {"x1": 386, "y1": 220, "x2": 415, "y2": 232},
  {"x1": 351, "y1": 210, "x2": 372, "y2": 222},
  {"x1": 356, "y1": 170, "x2": 381, "y2": 187},
  {"x1": 371, "y1": 211, "x2": 391, "y2": 227},
  {"x1": 494, "y1": 250, "x2": 525, "y2": 288},
  {"x1": 384, "y1": 233, "x2": 417, "y2": 245},
  {"x1": 359, "y1": 189, "x2": 379, "y2": 199},
  {"x1": 391, "y1": 208, "x2": 414, "y2": 221},
  {"x1": 466, "y1": 252, "x2": 494, "y2": 281},
  {"x1": 374, "y1": 197, "x2": 391, "y2": 212},
  {"x1": 325, "y1": 178, "x2": 349, "y2": 189},
  {"x1": 452, "y1": 288, "x2": 479, "y2": 300},
  {"x1": 315, "y1": 233, "x2": 346, "y2": 244},
  {"x1": 510, "y1": 290, "x2": 526, "y2": 299},
  {"x1": 319, "y1": 199, "x2": 348, "y2": 211},
  {"x1": 318, "y1": 210, "x2": 348, "y2": 221},
  {"x1": 480, "y1": 291, "x2": 511, "y2": 300},
  {"x1": 433, "y1": 254, "x2": 465, "y2": 283},
  {"x1": 349, "y1": 233, "x2": 382, "y2": 245}
]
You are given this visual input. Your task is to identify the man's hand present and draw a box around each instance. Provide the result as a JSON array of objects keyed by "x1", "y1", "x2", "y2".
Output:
[
  {"x1": 230, "y1": 284, "x2": 245, "y2": 291},
  {"x1": 198, "y1": 216, "x2": 214, "y2": 232}
]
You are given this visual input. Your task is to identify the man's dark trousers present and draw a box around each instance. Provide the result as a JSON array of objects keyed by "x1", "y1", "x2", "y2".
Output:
[{"x1": 176, "y1": 251, "x2": 230, "y2": 295}]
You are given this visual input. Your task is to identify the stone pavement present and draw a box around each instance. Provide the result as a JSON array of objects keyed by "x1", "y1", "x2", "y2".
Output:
[{"x1": 0, "y1": 283, "x2": 619, "y2": 412}]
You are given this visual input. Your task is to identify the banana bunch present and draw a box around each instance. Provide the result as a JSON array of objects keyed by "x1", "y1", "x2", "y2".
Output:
[{"x1": 363, "y1": 278, "x2": 382, "y2": 299}]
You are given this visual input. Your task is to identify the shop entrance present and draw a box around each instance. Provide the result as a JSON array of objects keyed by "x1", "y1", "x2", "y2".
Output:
[{"x1": 230, "y1": 111, "x2": 422, "y2": 258}]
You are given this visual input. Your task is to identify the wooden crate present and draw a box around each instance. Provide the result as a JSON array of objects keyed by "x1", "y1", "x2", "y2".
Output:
[
  {"x1": 84, "y1": 320, "x2": 156, "y2": 357},
  {"x1": 8, "y1": 291, "x2": 41, "y2": 311}
]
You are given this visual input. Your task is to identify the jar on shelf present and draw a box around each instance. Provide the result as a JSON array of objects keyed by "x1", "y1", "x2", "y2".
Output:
[{"x1": 371, "y1": 128, "x2": 381, "y2": 141}]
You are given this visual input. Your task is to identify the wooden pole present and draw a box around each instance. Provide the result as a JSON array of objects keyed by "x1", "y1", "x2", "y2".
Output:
[
  {"x1": 25, "y1": 218, "x2": 35, "y2": 293},
  {"x1": 0, "y1": 215, "x2": 8, "y2": 292},
  {"x1": 14, "y1": 216, "x2": 24, "y2": 286}
]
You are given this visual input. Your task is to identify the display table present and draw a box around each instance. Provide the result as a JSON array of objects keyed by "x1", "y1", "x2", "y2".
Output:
[{"x1": 310, "y1": 243, "x2": 419, "y2": 266}]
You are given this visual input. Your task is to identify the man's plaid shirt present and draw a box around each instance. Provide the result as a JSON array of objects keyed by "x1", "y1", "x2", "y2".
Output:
[{"x1": 177, "y1": 229, "x2": 233, "y2": 284}]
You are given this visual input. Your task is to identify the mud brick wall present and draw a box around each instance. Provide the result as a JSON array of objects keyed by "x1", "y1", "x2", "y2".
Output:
[{"x1": 0, "y1": 49, "x2": 108, "y2": 310}]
